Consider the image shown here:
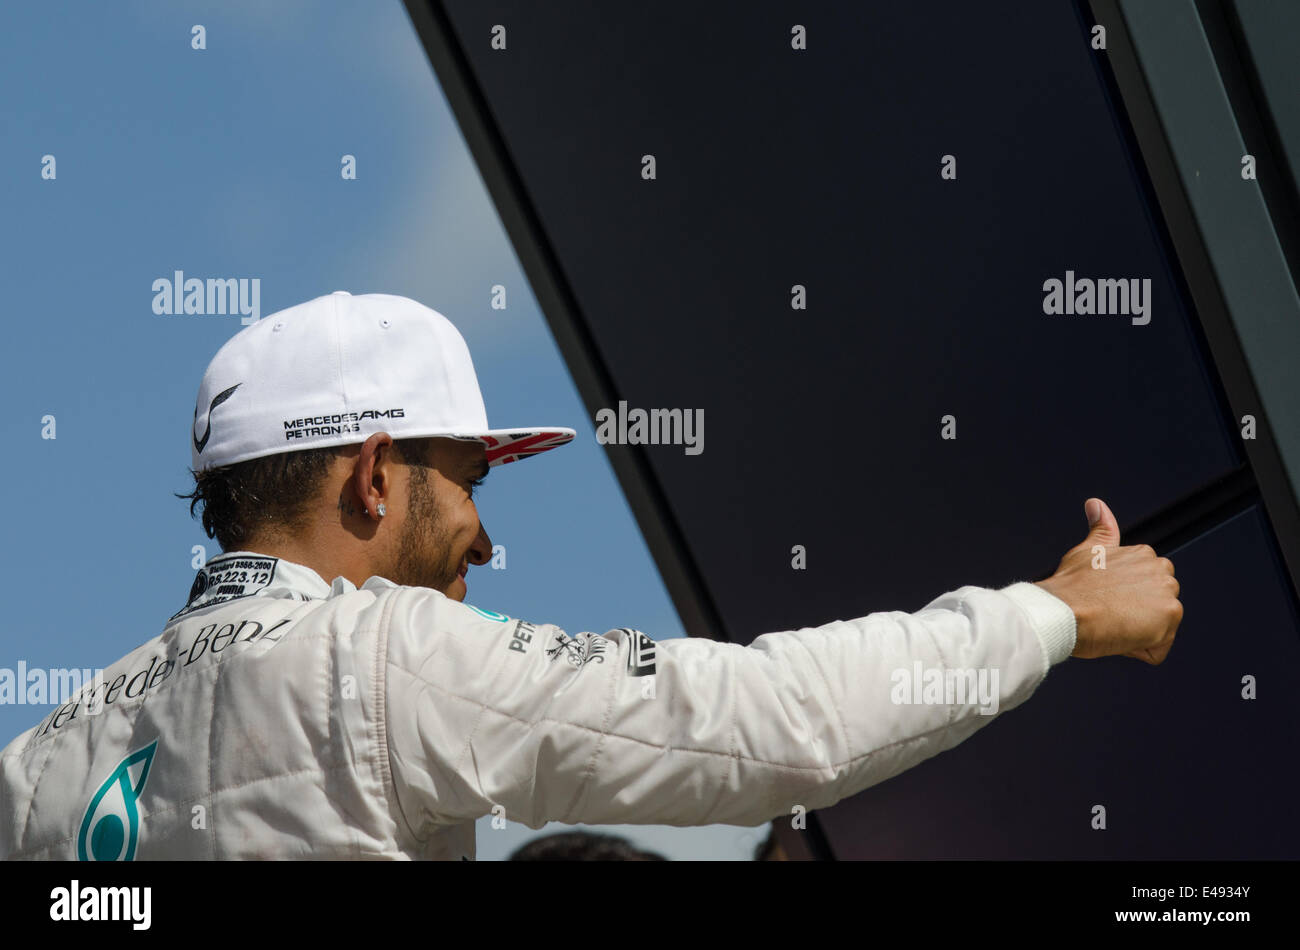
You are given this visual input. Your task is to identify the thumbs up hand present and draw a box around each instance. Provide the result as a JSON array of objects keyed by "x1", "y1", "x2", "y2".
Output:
[{"x1": 1035, "y1": 498, "x2": 1183, "y2": 664}]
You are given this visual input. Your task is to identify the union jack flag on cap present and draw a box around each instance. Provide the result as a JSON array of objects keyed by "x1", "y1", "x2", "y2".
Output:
[{"x1": 464, "y1": 430, "x2": 577, "y2": 466}]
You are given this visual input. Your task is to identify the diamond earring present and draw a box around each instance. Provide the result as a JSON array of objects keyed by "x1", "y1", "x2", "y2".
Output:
[{"x1": 376, "y1": 502, "x2": 387, "y2": 518}]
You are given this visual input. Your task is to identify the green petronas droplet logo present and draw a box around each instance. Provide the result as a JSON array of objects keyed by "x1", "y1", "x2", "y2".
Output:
[{"x1": 77, "y1": 740, "x2": 158, "y2": 862}]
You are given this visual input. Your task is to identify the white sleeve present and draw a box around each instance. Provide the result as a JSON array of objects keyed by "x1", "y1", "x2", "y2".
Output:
[{"x1": 383, "y1": 581, "x2": 1075, "y2": 833}]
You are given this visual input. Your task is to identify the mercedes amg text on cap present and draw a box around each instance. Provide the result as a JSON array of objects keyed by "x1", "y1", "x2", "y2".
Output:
[{"x1": 190, "y1": 291, "x2": 576, "y2": 472}]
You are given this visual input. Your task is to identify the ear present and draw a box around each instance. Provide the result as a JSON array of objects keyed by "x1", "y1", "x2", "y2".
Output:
[{"x1": 353, "y1": 432, "x2": 395, "y2": 519}]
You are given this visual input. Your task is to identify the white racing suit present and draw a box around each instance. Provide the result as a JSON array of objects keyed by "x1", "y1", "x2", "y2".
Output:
[{"x1": 0, "y1": 550, "x2": 1075, "y2": 860}]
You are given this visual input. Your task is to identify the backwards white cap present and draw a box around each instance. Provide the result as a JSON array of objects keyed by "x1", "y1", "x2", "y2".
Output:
[{"x1": 190, "y1": 291, "x2": 575, "y2": 472}]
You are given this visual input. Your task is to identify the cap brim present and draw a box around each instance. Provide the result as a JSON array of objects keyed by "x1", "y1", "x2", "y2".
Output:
[{"x1": 447, "y1": 428, "x2": 577, "y2": 466}]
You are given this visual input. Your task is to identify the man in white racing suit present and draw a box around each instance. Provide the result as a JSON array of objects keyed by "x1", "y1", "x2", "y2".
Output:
[{"x1": 0, "y1": 292, "x2": 1183, "y2": 860}]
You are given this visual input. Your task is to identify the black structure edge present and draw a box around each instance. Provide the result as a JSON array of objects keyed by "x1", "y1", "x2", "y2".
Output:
[
  {"x1": 1204, "y1": 0, "x2": 1300, "y2": 292},
  {"x1": 1126, "y1": 465, "x2": 1259, "y2": 554},
  {"x1": 400, "y1": 1, "x2": 732, "y2": 651},
  {"x1": 1083, "y1": 0, "x2": 1300, "y2": 602}
]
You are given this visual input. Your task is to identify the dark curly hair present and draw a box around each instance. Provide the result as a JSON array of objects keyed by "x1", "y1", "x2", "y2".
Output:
[
  {"x1": 508, "y1": 831, "x2": 667, "y2": 861},
  {"x1": 175, "y1": 437, "x2": 439, "y2": 553}
]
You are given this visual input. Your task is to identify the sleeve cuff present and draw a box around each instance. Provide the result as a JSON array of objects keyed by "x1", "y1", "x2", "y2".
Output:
[{"x1": 998, "y1": 581, "x2": 1077, "y2": 669}]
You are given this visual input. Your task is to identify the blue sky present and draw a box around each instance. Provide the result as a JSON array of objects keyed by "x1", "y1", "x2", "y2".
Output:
[{"x1": 0, "y1": 0, "x2": 765, "y2": 860}]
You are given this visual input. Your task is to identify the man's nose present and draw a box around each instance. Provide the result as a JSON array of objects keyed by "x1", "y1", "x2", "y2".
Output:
[{"x1": 468, "y1": 523, "x2": 492, "y2": 566}]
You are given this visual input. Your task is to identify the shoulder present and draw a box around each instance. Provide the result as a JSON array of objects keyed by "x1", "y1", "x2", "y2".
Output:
[{"x1": 377, "y1": 586, "x2": 542, "y2": 678}]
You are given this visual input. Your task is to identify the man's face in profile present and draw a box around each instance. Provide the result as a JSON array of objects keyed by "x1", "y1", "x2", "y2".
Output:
[{"x1": 387, "y1": 438, "x2": 492, "y2": 601}]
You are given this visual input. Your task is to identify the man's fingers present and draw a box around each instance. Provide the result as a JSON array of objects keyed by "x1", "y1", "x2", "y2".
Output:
[
  {"x1": 1048, "y1": 499, "x2": 1184, "y2": 664},
  {"x1": 1082, "y1": 497, "x2": 1121, "y2": 550},
  {"x1": 1125, "y1": 644, "x2": 1167, "y2": 665},
  {"x1": 1125, "y1": 622, "x2": 1179, "y2": 665}
]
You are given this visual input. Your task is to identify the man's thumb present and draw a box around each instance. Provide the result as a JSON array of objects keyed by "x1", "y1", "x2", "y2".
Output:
[{"x1": 1083, "y1": 497, "x2": 1121, "y2": 547}]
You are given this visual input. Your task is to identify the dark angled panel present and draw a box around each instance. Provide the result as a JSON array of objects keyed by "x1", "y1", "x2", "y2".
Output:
[
  {"x1": 406, "y1": 0, "x2": 1300, "y2": 860},
  {"x1": 814, "y1": 504, "x2": 1300, "y2": 859},
  {"x1": 435, "y1": 0, "x2": 1239, "y2": 640}
]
